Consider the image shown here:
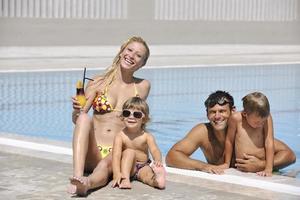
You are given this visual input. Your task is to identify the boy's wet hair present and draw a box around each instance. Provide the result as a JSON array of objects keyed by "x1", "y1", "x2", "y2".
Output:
[
  {"x1": 122, "y1": 97, "x2": 150, "y2": 129},
  {"x1": 204, "y1": 90, "x2": 234, "y2": 111},
  {"x1": 242, "y1": 92, "x2": 270, "y2": 117}
]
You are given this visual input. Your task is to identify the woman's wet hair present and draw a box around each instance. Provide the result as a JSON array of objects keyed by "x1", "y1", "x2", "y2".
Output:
[{"x1": 204, "y1": 90, "x2": 234, "y2": 111}]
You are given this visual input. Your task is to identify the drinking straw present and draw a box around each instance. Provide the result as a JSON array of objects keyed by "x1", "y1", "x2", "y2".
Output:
[{"x1": 82, "y1": 67, "x2": 94, "y2": 88}]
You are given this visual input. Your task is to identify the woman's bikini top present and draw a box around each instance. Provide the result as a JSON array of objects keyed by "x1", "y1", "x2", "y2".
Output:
[{"x1": 92, "y1": 83, "x2": 139, "y2": 114}]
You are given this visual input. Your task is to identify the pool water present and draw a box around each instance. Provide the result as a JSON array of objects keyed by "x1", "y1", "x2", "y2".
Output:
[{"x1": 1, "y1": 63, "x2": 299, "y2": 175}]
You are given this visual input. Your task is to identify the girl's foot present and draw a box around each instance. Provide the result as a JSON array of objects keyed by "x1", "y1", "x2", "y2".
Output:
[
  {"x1": 119, "y1": 178, "x2": 132, "y2": 189},
  {"x1": 151, "y1": 165, "x2": 166, "y2": 189}
]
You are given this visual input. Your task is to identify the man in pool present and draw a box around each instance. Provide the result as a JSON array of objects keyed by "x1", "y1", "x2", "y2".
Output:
[{"x1": 166, "y1": 90, "x2": 296, "y2": 174}]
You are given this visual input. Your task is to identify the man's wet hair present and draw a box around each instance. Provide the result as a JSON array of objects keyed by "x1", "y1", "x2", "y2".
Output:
[{"x1": 204, "y1": 90, "x2": 234, "y2": 111}]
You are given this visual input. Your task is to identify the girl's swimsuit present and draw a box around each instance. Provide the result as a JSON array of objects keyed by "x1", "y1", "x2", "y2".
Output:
[
  {"x1": 132, "y1": 159, "x2": 152, "y2": 180},
  {"x1": 93, "y1": 82, "x2": 139, "y2": 158}
]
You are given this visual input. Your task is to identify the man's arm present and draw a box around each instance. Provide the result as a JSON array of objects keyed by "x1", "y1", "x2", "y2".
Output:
[
  {"x1": 235, "y1": 140, "x2": 296, "y2": 172},
  {"x1": 166, "y1": 124, "x2": 218, "y2": 173}
]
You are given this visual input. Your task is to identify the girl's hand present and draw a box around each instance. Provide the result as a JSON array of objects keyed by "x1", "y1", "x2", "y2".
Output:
[
  {"x1": 111, "y1": 174, "x2": 124, "y2": 188},
  {"x1": 153, "y1": 160, "x2": 163, "y2": 167}
]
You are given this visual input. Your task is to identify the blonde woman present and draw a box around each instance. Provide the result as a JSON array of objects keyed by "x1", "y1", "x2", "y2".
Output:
[{"x1": 68, "y1": 36, "x2": 151, "y2": 196}]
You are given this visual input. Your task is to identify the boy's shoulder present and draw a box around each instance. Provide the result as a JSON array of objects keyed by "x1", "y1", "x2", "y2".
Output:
[{"x1": 231, "y1": 111, "x2": 243, "y2": 121}]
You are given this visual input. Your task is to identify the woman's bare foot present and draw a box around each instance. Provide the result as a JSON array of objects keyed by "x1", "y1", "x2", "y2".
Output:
[
  {"x1": 67, "y1": 176, "x2": 90, "y2": 196},
  {"x1": 119, "y1": 178, "x2": 132, "y2": 189},
  {"x1": 151, "y1": 165, "x2": 166, "y2": 189}
]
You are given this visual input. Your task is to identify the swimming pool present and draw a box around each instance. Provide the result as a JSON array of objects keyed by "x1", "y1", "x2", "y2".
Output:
[{"x1": 1, "y1": 63, "x2": 299, "y2": 175}]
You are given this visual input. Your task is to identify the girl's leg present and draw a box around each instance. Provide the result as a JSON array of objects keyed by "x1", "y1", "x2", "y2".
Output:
[
  {"x1": 137, "y1": 165, "x2": 166, "y2": 189},
  {"x1": 119, "y1": 149, "x2": 136, "y2": 189}
]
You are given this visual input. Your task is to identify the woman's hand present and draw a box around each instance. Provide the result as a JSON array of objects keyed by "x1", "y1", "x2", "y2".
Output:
[{"x1": 72, "y1": 96, "x2": 82, "y2": 110}]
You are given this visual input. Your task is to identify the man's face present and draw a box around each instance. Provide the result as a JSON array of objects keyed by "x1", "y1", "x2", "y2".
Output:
[{"x1": 207, "y1": 104, "x2": 232, "y2": 131}]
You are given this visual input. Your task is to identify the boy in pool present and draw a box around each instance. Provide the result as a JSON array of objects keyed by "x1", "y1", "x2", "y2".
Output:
[
  {"x1": 111, "y1": 97, "x2": 166, "y2": 189},
  {"x1": 221, "y1": 92, "x2": 274, "y2": 176}
]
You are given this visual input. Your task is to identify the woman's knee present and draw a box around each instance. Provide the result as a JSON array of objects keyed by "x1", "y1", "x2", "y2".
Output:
[{"x1": 95, "y1": 158, "x2": 112, "y2": 174}]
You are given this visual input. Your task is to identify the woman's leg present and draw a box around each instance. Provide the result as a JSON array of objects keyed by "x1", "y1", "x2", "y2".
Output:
[
  {"x1": 72, "y1": 113, "x2": 100, "y2": 177},
  {"x1": 87, "y1": 154, "x2": 113, "y2": 189},
  {"x1": 68, "y1": 154, "x2": 113, "y2": 196},
  {"x1": 69, "y1": 113, "x2": 106, "y2": 196}
]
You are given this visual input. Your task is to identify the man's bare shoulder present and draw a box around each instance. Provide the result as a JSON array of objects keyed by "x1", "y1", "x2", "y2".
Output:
[{"x1": 185, "y1": 123, "x2": 210, "y2": 141}]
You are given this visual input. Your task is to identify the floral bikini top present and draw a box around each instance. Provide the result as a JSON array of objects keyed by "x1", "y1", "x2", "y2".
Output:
[{"x1": 92, "y1": 83, "x2": 139, "y2": 114}]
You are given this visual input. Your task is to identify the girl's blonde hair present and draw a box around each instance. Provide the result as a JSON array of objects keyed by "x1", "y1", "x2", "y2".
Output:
[
  {"x1": 102, "y1": 36, "x2": 150, "y2": 87},
  {"x1": 122, "y1": 97, "x2": 150, "y2": 130}
]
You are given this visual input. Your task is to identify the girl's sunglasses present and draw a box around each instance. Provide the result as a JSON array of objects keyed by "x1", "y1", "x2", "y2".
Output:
[{"x1": 122, "y1": 110, "x2": 143, "y2": 119}]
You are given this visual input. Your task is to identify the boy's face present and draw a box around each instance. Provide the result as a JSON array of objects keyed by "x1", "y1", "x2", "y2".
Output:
[
  {"x1": 244, "y1": 112, "x2": 268, "y2": 129},
  {"x1": 207, "y1": 104, "x2": 232, "y2": 132}
]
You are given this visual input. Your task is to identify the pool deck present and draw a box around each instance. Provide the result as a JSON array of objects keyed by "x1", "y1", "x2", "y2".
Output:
[
  {"x1": 0, "y1": 133, "x2": 299, "y2": 200},
  {"x1": 1, "y1": 44, "x2": 300, "y2": 71}
]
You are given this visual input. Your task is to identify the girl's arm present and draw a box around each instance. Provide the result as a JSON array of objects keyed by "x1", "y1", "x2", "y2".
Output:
[
  {"x1": 111, "y1": 133, "x2": 123, "y2": 187},
  {"x1": 258, "y1": 115, "x2": 274, "y2": 176},
  {"x1": 147, "y1": 133, "x2": 163, "y2": 166}
]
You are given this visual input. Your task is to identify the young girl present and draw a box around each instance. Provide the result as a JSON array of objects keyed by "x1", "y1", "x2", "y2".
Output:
[{"x1": 112, "y1": 97, "x2": 166, "y2": 189}]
